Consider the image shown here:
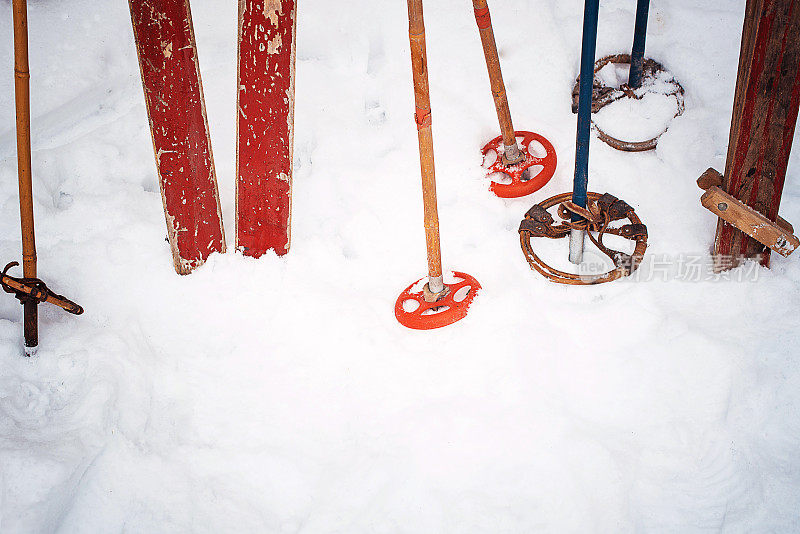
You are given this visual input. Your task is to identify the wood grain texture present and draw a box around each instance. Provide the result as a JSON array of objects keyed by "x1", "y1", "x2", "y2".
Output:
[
  {"x1": 699, "y1": 167, "x2": 794, "y2": 233},
  {"x1": 129, "y1": 0, "x2": 225, "y2": 275},
  {"x1": 236, "y1": 0, "x2": 297, "y2": 257},
  {"x1": 703, "y1": 186, "x2": 798, "y2": 256},
  {"x1": 714, "y1": 0, "x2": 800, "y2": 267}
]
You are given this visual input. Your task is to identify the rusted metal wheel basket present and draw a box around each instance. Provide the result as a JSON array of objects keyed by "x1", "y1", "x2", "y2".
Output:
[
  {"x1": 519, "y1": 191, "x2": 648, "y2": 285},
  {"x1": 571, "y1": 54, "x2": 685, "y2": 152}
]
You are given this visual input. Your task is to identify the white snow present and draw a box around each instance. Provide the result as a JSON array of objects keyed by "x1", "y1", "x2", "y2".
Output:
[
  {"x1": 594, "y1": 90, "x2": 681, "y2": 141},
  {"x1": 2, "y1": 0, "x2": 800, "y2": 532}
]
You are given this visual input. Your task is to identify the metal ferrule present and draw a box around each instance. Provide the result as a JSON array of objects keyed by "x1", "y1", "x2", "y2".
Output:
[
  {"x1": 569, "y1": 228, "x2": 586, "y2": 264},
  {"x1": 502, "y1": 143, "x2": 524, "y2": 165},
  {"x1": 428, "y1": 275, "x2": 444, "y2": 295}
]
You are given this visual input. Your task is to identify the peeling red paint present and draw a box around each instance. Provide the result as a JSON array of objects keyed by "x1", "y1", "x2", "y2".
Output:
[
  {"x1": 129, "y1": 0, "x2": 225, "y2": 274},
  {"x1": 236, "y1": 0, "x2": 297, "y2": 257}
]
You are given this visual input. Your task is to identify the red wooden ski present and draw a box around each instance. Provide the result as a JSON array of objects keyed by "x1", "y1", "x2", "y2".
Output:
[
  {"x1": 129, "y1": 0, "x2": 225, "y2": 274},
  {"x1": 236, "y1": 0, "x2": 297, "y2": 257}
]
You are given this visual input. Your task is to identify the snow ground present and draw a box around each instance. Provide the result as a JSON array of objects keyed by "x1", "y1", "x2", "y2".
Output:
[{"x1": 1, "y1": 0, "x2": 800, "y2": 531}]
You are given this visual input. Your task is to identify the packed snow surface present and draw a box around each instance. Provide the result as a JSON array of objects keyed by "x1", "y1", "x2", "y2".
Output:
[{"x1": 2, "y1": 0, "x2": 800, "y2": 532}]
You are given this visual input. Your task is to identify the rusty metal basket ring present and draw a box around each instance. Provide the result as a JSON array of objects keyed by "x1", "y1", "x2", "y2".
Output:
[
  {"x1": 571, "y1": 54, "x2": 685, "y2": 152},
  {"x1": 518, "y1": 191, "x2": 648, "y2": 285}
]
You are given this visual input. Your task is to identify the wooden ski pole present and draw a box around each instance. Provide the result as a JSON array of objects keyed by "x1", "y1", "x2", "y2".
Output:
[
  {"x1": 471, "y1": 0, "x2": 524, "y2": 164},
  {"x1": 12, "y1": 0, "x2": 38, "y2": 353},
  {"x1": 407, "y1": 0, "x2": 445, "y2": 297}
]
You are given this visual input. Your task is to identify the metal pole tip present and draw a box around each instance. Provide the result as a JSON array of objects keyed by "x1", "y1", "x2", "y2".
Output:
[{"x1": 569, "y1": 228, "x2": 586, "y2": 264}]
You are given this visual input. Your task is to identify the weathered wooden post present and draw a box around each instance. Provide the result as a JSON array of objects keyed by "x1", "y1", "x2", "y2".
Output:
[{"x1": 707, "y1": 0, "x2": 800, "y2": 269}]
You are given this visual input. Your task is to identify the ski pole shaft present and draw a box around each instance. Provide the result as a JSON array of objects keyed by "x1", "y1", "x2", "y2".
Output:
[
  {"x1": 628, "y1": 0, "x2": 650, "y2": 89},
  {"x1": 407, "y1": 0, "x2": 444, "y2": 293},
  {"x1": 570, "y1": 0, "x2": 600, "y2": 264},
  {"x1": 12, "y1": 0, "x2": 38, "y2": 351},
  {"x1": 472, "y1": 0, "x2": 521, "y2": 162}
]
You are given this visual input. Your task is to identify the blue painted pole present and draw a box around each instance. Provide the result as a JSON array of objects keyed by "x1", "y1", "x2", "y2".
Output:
[
  {"x1": 570, "y1": 0, "x2": 599, "y2": 264},
  {"x1": 628, "y1": 0, "x2": 650, "y2": 89}
]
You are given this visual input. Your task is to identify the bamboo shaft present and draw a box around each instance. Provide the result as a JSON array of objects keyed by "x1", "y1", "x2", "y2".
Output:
[
  {"x1": 472, "y1": 0, "x2": 517, "y2": 151},
  {"x1": 12, "y1": 0, "x2": 38, "y2": 349},
  {"x1": 407, "y1": 0, "x2": 443, "y2": 286}
]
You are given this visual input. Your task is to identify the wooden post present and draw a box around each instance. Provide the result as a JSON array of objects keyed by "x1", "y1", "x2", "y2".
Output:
[
  {"x1": 407, "y1": 0, "x2": 445, "y2": 296},
  {"x1": 714, "y1": 0, "x2": 800, "y2": 268},
  {"x1": 12, "y1": 0, "x2": 38, "y2": 352}
]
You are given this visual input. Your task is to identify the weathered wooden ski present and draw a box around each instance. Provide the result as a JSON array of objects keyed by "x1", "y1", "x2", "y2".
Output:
[
  {"x1": 713, "y1": 0, "x2": 800, "y2": 268},
  {"x1": 236, "y1": 0, "x2": 297, "y2": 257},
  {"x1": 129, "y1": 0, "x2": 225, "y2": 274}
]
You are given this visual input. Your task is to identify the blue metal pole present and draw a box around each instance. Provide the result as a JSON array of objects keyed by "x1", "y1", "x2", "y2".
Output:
[
  {"x1": 628, "y1": 0, "x2": 650, "y2": 89},
  {"x1": 570, "y1": 0, "x2": 599, "y2": 264}
]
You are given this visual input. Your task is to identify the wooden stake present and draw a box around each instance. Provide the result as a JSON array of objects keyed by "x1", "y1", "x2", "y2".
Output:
[
  {"x1": 714, "y1": 0, "x2": 800, "y2": 269},
  {"x1": 12, "y1": 0, "x2": 37, "y2": 351},
  {"x1": 471, "y1": 0, "x2": 522, "y2": 163},
  {"x1": 407, "y1": 0, "x2": 443, "y2": 293}
]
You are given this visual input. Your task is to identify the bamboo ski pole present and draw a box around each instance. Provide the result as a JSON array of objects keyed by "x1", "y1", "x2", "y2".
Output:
[
  {"x1": 628, "y1": 0, "x2": 650, "y2": 89},
  {"x1": 471, "y1": 0, "x2": 523, "y2": 164},
  {"x1": 12, "y1": 0, "x2": 38, "y2": 352},
  {"x1": 570, "y1": 0, "x2": 600, "y2": 264},
  {"x1": 4, "y1": 0, "x2": 83, "y2": 349},
  {"x1": 407, "y1": 0, "x2": 445, "y2": 296},
  {"x1": 395, "y1": 0, "x2": 481, "y2": 330}
]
